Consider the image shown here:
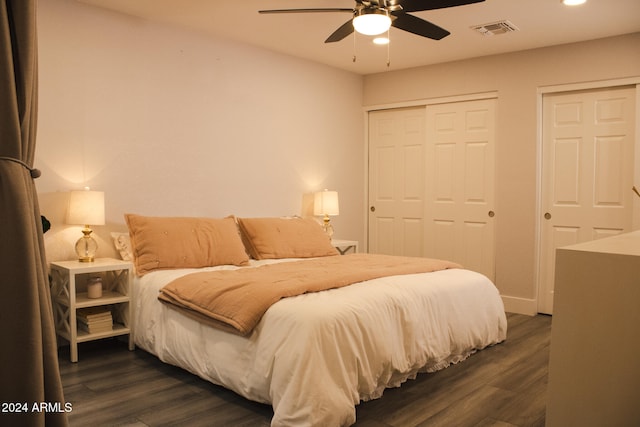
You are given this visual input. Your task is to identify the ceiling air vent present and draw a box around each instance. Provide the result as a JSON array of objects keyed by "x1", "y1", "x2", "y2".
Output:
[{"x1": 471, "y1": 20, "x2": 519, "y2": 36}]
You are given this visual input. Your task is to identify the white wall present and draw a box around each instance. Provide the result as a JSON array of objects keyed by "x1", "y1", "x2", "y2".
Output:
[
  {"x1": 363, "y1": 33, "x2": 640, "y2": 313},
  {"x1": 36, "y1": 0, "x2": 364, "y2": 261},
  {"x1": 38, "y1": 0, "x2": 640, "y2": 315}
]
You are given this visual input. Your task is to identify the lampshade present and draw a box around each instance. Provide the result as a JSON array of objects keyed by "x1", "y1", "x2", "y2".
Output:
[
  {"x1": 67, "y1": 189, "x2": 105, "y2": 262},
  {"x1": 314, "y1": 190, "x2": 339, "y2": 216},
  {"x1": 353, "y1": 9, "x2": 391, "y2": 36},
  {"x1": 67, "y1": 190, "x2": 105, "y2": 226}
]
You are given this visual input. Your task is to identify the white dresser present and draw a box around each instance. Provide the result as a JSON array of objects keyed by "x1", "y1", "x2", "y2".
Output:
[{"x1": 546, "y1": 230, "x2": 640, "y2": 426}]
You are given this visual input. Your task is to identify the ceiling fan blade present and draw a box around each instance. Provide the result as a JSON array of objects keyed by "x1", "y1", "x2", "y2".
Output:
[
  {"x1": 391, "y1": 13, "x2": 450, "y2": 40},
  {"x1": 259, "y1": 8, "x2": 353, "y2": 14},
  {"x1": 389, "y1": 0, "x2": 484, "y2": 13},
  {"x1": 325, "y1": 20, "x2": 355, "y2": 43}
]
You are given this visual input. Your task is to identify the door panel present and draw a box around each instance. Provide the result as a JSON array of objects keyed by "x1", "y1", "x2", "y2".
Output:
[
  {"x1": 368, "y1": 107, "x2": 426, "y2": 256},
  {"x1": 538, "y1": 86, "x2": 636, "y2": 314},
  {"x1": 425, "y1": 99, "x2": 496, "y2": 280}
]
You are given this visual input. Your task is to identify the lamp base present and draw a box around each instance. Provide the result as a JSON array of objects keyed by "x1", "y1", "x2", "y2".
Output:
[
  {"x1": 75, "y1": 227, "x2": 98, "y2": 262},
  {"x1": 322, "y1": 215, "x2": 334, "y2": 238}
]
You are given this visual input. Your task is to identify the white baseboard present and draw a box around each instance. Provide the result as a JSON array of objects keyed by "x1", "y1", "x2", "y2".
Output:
[{"x1": 501, "y1": 295, "x2": 538, "y2": 316}]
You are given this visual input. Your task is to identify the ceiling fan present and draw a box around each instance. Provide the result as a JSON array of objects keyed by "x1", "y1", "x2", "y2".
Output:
[{"x1": 259, "y1": 0, "x2": 485, "y2": 43}]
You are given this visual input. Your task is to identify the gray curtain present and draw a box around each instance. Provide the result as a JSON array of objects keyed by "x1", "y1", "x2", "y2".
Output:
[{"x1": 0, "y1": 0, "x2": 68, "y2": 426}]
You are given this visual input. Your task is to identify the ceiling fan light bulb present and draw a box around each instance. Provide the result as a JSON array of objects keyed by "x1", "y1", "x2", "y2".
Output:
[{"x1": 353, "y1": 10, "x2": 391, "y2": 36}]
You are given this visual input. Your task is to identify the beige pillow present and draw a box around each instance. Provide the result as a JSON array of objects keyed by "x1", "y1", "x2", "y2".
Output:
[
  {"x1": 111, "y1": 232, "x2": 133, "y2": 261},
  {"x1": 125, "y1": 214, "x2": 249, "y2": 275},
  {"x1": 237, "y1": 217, "x2": 338, "y2": 260}
]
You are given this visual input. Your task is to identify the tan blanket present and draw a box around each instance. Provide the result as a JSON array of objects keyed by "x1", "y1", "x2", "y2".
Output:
[{"x1": 158, "y1": 253, "x2": 461, "y2": 336}]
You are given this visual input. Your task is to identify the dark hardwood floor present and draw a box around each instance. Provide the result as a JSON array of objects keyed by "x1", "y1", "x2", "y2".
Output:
[{"x1": 58, "y1": 313, "x2": 551, "y2": 427}]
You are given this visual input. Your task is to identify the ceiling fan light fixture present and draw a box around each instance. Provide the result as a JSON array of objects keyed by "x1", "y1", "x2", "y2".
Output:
[
  {"x1": 373, "y1": 36, "x2": 389, "y2": 45},
  {"x1": 353, "y1": 9, "x2": 391, "y2": 36},
  {"x1": 562, "y1": 0, "x2": 586, "y2": 5}
]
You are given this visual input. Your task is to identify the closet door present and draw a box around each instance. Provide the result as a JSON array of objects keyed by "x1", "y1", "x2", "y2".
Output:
[
  {"x1": 538, "y1": 86, "x2": 636, "y2": 314},
  {"x1": 368, "y1": 106, "x2": 426, "y2": 256},
  {"x1": 424, "y1": 98, "x2": 496, "y2": 281},
  {"x1": 367, "y1": 98, "x2": 496, "y2": 279}
]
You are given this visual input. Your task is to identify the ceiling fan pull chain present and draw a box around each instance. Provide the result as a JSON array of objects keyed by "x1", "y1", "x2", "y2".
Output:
[
  {"x1": 353, "y1": 31, "x2": 357, "y2": 62},
  {"x1": 386, "y1": 29, "x2": 391, "y2": 67}
]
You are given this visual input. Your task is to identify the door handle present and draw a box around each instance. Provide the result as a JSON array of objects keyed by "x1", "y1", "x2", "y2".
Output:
[
  {"x1": 370, "y1": 206, "x2": 376, "y2": 212},
  {"x1": 488, "y1": 211, "x2": 495, "y2": 218},
  {"x1": 544, "y1": 212, "x2": 552, "y2": 220}
]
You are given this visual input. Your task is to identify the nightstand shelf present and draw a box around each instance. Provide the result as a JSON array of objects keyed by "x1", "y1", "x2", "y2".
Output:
[
  {"x1": 50, "y1": 258, "x2": 134, "y2": 362},
  {"x1": 75, "y1": 290, "x2": 129, "y2": 308},
  {"x1": 76, "y1": 323, "x2": 130, "y2": 343}
]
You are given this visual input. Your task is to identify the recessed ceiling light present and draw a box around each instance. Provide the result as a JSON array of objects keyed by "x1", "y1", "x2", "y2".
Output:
[
  {"x1": 373, "y1": 37, "x2": 389, "y2": 45},
  {"x1": 562, "y1": 0, "x2": 587, "y2": 5}
]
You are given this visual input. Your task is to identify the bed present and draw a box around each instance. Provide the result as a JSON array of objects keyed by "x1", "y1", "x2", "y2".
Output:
[{"x1": 121, "y1": 214, "x2": 507, "y2": 427}]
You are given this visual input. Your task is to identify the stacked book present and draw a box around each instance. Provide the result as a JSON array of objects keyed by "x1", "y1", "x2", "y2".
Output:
[{"x1": 77, "y1": 306, "x2": 113, "y2": 334}]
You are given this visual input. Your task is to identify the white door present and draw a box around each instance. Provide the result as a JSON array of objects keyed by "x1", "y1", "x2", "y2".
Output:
[
  {"x1": 368, "y1": 106, "x2": 426, "y2": 256},
  {"x1": 538, "y1": 86, "x2": 637, "y2": 314},
  {"x1": 424, "y1": 99, "x2": 496, "y2": 281}
]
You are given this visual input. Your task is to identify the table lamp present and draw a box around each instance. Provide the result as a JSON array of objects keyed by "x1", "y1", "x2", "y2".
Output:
[
  {"x1": 314, "y1": 189, "x2": 339, "y2": 237},
  {"x1": 67, "y1": 188, "x2": 105, "y2": 262}
]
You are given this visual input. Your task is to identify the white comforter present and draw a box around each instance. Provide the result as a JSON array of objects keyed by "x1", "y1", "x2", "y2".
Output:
[{"x1": 133, "y1": 259, "x2": 507, "y2": 426}]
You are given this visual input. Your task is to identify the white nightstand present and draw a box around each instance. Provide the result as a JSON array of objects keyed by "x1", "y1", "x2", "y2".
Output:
[
  {"x1": 49, "y1": 258, "x2": 134, "y2": 362},
  {"x1": 331, "y1": 239, "x2": 359, "y2": 255}
]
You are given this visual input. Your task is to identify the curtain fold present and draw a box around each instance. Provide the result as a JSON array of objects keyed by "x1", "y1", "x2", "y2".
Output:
[{"x1": 0, "y1": 1, "x2": 68, "y2": 426}]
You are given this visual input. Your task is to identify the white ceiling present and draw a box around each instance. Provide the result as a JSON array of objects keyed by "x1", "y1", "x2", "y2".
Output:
[{"x1": 76, "y1": 0, "x2": 640, "y2": 75}]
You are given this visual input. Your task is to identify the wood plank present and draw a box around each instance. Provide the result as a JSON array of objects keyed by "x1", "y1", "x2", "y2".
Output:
[{"x1": 58, "y1": 313, "x2": 551, "y2": 426}]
